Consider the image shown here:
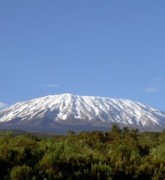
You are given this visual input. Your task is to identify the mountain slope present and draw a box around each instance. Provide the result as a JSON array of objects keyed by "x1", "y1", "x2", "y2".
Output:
[{"x1": 0, "y1": 93, "x2": 165, "y2": 132}]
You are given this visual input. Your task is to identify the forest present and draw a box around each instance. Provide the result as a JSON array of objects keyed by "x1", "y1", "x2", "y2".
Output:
[{"x1": 0, "y1": 125, "x2": 165, "y2": 180}]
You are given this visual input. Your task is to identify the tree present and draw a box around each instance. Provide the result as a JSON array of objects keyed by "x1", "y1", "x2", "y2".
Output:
[{"x1": 10, "y1": 165, "x2": 32, "y2": 180}]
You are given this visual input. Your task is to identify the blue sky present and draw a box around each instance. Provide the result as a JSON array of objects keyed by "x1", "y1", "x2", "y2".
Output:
[{"x1": 0, "y1": 0, "x2": 165, "y2": 110}]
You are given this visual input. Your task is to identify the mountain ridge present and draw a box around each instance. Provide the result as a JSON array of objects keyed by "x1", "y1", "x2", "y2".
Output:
[{"x1": 0, "y1": 93, "x2": 165, "y2": 133}]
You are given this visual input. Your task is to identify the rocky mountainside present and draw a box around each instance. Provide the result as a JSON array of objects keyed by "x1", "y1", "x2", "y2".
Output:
[{"x1": 0, "y1": 93, "x2": 165, "y2": 133}]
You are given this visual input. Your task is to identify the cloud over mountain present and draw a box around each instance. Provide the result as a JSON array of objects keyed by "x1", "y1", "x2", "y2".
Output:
[{"x1": 0, "y1": 102, "x2": 7, "y2": 110}]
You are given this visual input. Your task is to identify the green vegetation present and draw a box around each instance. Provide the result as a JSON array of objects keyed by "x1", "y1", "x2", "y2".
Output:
[{"x1": 0, "y1": 125, "x2": 165, "y2": 179}]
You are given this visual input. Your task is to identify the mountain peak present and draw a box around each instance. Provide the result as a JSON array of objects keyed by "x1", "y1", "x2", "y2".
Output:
[
  {"x1": 0, "y1": 94, "x2": 165, "y2": 133},
  {"x1": 61, "y1": 93, "x2": 74, "y2": 97}
]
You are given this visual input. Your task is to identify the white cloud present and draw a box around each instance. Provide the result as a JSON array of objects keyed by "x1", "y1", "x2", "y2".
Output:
[
  {"x1": 144, "y1": 87, "x2": 158, "y2": 94},
  {"x1": 144, "y1": 76, "x2": 163, "y2": 94},
  {"x1": 151, "y1": 77, "x2": 162, "y2": 83},
  {"x1": 0, "y1": 102, "x2": 7, "y2": 110},
  {"x1": 44, "y1": 83, "x2": 60, "y2": 89}
]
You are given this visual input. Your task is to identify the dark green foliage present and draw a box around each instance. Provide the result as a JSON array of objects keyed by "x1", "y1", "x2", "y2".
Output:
[
  {"x1": 1, "y1": 126, "x2": 165, "y2": 179},
  {"x1": 10, "y1": 164, "x2": 32, "y2": 180}
]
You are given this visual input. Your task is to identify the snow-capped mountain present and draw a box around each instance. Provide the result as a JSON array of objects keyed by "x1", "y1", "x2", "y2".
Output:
[{"x1": 0, "y1": 93, "x2": 165, "y2": 133}]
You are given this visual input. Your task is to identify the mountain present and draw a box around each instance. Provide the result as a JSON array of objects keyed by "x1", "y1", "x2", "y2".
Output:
[{"x1": 0, "y1": 93, "x2": 165, "y2": 133}]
